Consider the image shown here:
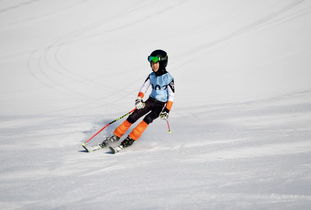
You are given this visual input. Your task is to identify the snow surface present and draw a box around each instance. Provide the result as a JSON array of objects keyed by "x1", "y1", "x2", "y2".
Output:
[{"x1": 1, "y1": 0, "x2": 311, "y2": 209}]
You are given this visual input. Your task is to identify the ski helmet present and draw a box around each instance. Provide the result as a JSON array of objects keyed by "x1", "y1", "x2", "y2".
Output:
[{"x1": 148, "y1": 49, "x2": 168, "y2": 68}]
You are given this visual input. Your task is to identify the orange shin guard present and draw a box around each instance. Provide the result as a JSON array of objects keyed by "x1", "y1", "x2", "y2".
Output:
[
  {"x1": 113, "y1": 120, "x2": 132, "y2": 138},
  {"x1": 129, "y1": 121, "x2": 148, "y2": 140}
]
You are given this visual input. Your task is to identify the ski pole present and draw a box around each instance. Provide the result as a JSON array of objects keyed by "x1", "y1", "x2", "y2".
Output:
[
  {"x1": 84, "y1": 108, "x2": 136, "y2": 144},
  {"x1": 165, "y1": 119, "x2": 172, "y2": 133}
]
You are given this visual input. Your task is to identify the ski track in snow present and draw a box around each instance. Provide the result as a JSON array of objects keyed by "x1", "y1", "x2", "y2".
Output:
[{"x1": 1, "y1": 0, "x2": 311, "y2": 209}]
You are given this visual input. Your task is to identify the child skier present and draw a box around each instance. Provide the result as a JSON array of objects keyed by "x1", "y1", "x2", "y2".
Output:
[{"x1": 103, "y1": 49, "x2": 175, "y2": 153}]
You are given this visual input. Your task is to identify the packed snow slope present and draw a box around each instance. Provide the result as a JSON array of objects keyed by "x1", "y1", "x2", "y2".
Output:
[{"x1": 1, "y1": 0, "x2": 311, "y2": 209}]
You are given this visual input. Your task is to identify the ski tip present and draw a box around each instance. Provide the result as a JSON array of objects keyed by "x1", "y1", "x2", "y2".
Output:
[
  {"x1": 81, "y1": 143, "x2": 90, "y2": 152},
  {"x1": 109, "y1": 146, "x2": 116, "y2": 154}
]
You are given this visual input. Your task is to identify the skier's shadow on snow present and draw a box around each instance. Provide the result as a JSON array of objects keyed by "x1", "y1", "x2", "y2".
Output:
[{"x1": 79, "y1": 149, "x2": 88, "y2": 153}]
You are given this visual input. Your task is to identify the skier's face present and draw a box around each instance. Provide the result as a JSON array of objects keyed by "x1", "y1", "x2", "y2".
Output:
[{"x1": 151, "y1": 62, "x2": 159, "y2": 72}]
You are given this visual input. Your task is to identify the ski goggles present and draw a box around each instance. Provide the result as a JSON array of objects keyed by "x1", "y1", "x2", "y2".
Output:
[{"x1": 148, "y1": 56, "x2": 166, "y2": 63}]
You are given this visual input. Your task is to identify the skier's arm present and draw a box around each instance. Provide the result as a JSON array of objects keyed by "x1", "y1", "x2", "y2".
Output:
[
  {"x1": 135, "y1": 76, "x2": 150, "y2": 109},
  {"x1": 137, "y1": 76, "x2": 151, "y2": 99},
  {"x1": 164, "y1": 79, "x2": 175, "y2": 113},
  {"x1": 159, "y1": 79, "x2": 174, "y2": 120}
]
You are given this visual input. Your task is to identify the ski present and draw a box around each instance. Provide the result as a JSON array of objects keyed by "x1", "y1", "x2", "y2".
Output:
[
  {"x1": 81, "y1": 143, "x2": 106, "y2": 152},
  {"x1": 82, "y1": 136, "x2": 133, "y2": 154},
  {"x1": 82, "y1": 135, "x2": 120, "y2": 152},
  {"x1": 109, "y1": 137, "x2": 134, "y2": 154},
  {"x1": 109, "y1": 145, "x2": 124, "y2": 154}
]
